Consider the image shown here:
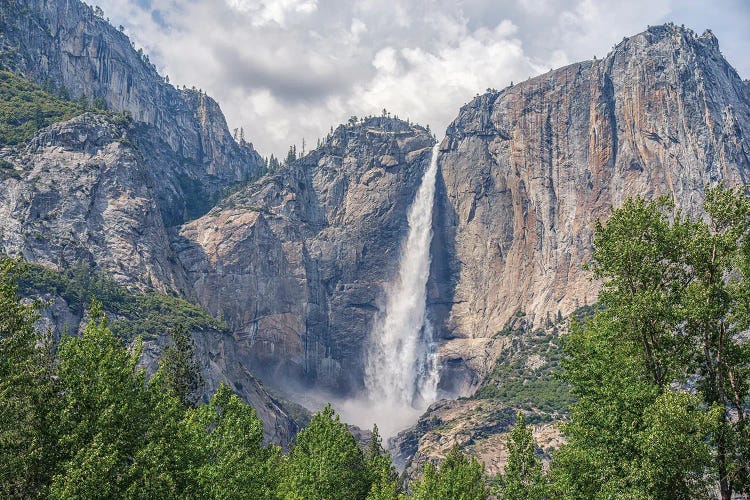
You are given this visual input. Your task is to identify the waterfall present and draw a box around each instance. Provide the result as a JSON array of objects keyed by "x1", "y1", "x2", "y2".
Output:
[
  {"x1": 364, "y1": 142, "x2": 440, "y2": 407},
  {"x1": 337, "y1": 142, "x2": 441, "y2": 439}
]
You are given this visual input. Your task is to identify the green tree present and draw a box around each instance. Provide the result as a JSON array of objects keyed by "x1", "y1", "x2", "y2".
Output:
[
  {"x1": 498, "y1": 412, "x2": 547, "y2": 499},
  {"x1": 159, "y1": 324, "x2": 204, "y2": 407},
  {"x1": 278, "y1": 403, "x2": 370, "y2": 500},
  {"x1": 50, "y1": 302, "x2": 152, "y2": 497},
  {"x1": 682, "y1": 185, "x2": 750, "y2": 498},
  {"x1": 0, "y1": 258, "x2": 59, "y2": 497},
  {"x1": 365, "y1": 424, "x2": 401, "y2": 499},
  {"x1": 410, "y1": 446, "x2": 489, "y2": 500},
  {"x1": 551, "y1": 187, "x2": 750, "y2": 498},
  {"x1": 285, "y1": 144, "x2": 297, "y2": 165},
  {"x1": 121, "y1": 383, "x2": 194, "y2": 499},
  {"x1": 185, "y1": 383, "x2": 280, "y2": 499}
]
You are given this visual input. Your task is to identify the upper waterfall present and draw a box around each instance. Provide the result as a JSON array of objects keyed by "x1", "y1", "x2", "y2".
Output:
[
  {"x1": 338, "y1": 142, "x2": 441, "y2": 439},
  {"x1": 364, "y1": 142, "x2": 441, "y2": 407}
]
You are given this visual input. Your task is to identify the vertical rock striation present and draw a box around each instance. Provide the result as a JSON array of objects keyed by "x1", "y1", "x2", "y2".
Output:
[
  {"x1": 431, "y1": 24, "x2": 750, "y2": 388},
  {"x1": 0, "y1": 0, "x2": 264, "y2": 224}
]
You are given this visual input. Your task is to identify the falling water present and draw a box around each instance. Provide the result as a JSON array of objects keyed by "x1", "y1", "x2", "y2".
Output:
[
  {"x1": 337, "y1": 142, "x2": 441, "y2": 438},
  {"x1": 332, "y1": 142, "x2": 442, "y2": 439},
  {"x1": 364, "y1": 141, "x2": 441, "y2": 408}
]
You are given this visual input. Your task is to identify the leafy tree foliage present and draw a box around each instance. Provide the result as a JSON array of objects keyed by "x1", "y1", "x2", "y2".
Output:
[
  {"x1": 410, "y1": 446, "x2": 489, "y2": 500},
  {"x1": 552, "y1": 186, "x2": 750, "y2": 499},
  {"x1": 497, "y1": 412, "x2": 547, "y2": 499},
  {"x1": 278, "y1": 403, "x2": 372, "y2": 499},
  {"x1": 50, "y1": 301, "x2": 156, "y2": 497},
  {"x1": 185, "y1": 383, "x2": 281, "y2": 498},
  {"x1": 0, "y1": 259, "x2": 58, "y2": 497}
]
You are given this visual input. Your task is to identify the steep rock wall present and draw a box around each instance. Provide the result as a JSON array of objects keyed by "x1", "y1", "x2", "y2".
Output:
[
  {"x1": 430, "y1": 24, "x2": 750, "y2": 388},
  {"x1": 176, "y1": 118, "x2": 435, "y2": 395}
]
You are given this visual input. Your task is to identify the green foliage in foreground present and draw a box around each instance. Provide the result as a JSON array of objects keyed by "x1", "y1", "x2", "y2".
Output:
[
  {"x1": 15, "y1": 260, "x2": 228, "y2": 338},
  {"x1": 410, "y1": 446, "x2": 489, "y2": 500},
  {"x1": 551, "y1": 185, "x2": 750, "y2": 499},
  {"x1": 497, "y1": 413, "x2": 547, "y2": 499}
]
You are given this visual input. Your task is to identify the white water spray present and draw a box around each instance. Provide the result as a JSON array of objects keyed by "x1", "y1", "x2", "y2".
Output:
[
  {"x1": 365, "y1": 142, "x2": 440, "y2": 405},
  {"x1": 338, "y1": 143, "x2": 441, "y2": 439}
]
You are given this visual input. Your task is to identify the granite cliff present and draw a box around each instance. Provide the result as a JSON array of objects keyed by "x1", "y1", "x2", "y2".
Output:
[
  {"x1": 0, "y1": 0, "x2": 264, "y2": 225},
  {"x1": 399, "y1": 23, "x2": 750, "y2": 476},
  {"x1": 0, "y1": 0, "x2": 293, "y2": 443},
  {"x1": 175, "y1": 117, "x2": 435, "y2": 395},
  {"x1": 1, "y1": 0, "x2": 749, "y2": 467},
  {"x1": 429, "y1": 23, "x2": 750, "y2": 393}
]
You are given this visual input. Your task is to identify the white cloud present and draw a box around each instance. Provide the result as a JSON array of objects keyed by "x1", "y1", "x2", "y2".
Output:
[
  {"x1": 354, "y1": 21, "x2": 540, "y2": 131},
  {"x1": 95, "y1": 0, "x2": 749, "y2": 158},
  {"x1": 226, "y1": 0, "x2": 318, "y2": 26}
]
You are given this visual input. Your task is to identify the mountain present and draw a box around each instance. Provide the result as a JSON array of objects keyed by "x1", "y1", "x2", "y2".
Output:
[
  {"x1": 428, "y1": 23, "x2": 750, "y2": 391},
  {"x1": 175, "y1": 117, "x2": 435, "y2": 395},
  {"x1": 1, "y1": 0, "x2": 749, "y2": 470},
  {"x1": 0, "y1": 0, "x2": 264, "y2": 226},
  {"x1": 401, "y1": 22, "x2": 750, "y2": 474},
  {"x1": 0, "y1": 0, "x2": 295, "y2": 443}
]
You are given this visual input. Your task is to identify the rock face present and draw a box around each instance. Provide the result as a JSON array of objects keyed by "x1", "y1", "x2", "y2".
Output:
[
  {"x1": 390, "y1": 399, "x2": 562, "y2": 479},
  {"x1": 430, "y1": 24, "x2": 750, "y2": 390},
  {"x1": 0, "y1": 0, "x2": 292, "y2": 443},
  {"x1": 0, "y1": 114, "x2": 186, "y2": 291},
  {"x1": 175, "y1": 117, "x2": 435, "y2": 394},
  {"x1": 0, "y1": 0, "x2": 264, "y2": 225},
  {"x1": 0, "y1": 114, "x2": 299, "y2": 444}
]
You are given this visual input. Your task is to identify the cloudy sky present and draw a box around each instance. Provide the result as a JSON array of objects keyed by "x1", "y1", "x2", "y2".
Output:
[{"x1": 97, "y1": 0, "x2": 749, "y2": 158}]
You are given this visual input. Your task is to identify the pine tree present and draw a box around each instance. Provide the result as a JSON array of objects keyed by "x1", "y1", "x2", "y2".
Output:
[
  {"x1": 50, "y1": 302, "x2": 141, "y2": 495},
  {"x1": 278, "y1": 404, "x2": 371, "y2": 500},
  {"x1": 158, "y1": 324, "x2": 204, "y2": 407},
  {"x1": 365, "y1": 425, "x2": 400, "y2": 498},
  {"x1": 285, "y1": 145, "x2": 297, "y2": 166},
  {"x1": 410, "y1": 446, "x2": 489, "y2": 500},
  {"x1": 498, "y1": 413, "x2": 547, "y2": 499},
  {"x1": 185, "y1": 383, "x2": 280, "y2": 498}
]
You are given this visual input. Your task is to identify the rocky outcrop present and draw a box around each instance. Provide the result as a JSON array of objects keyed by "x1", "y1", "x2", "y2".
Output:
[
  {"x1": 0, "y1": 113, "x2": 187, "y2": 291},
  {"x1": 430, "y1": 24, "x2": 750, "y2": 389},
  {"x1": 0, "y1": 0, "x2": 263, "y2": 224},
  {"x1": 390, "y1": 399, "x2": 562, "y2": 480},
  {"x1": 175, "y1": 117, "x2": 435, "y2": 394}
]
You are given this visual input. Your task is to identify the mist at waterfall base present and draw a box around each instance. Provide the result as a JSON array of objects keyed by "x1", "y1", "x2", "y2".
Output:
[{"x1": 336, "y1": 143, "x2": 442, "y2": 440}]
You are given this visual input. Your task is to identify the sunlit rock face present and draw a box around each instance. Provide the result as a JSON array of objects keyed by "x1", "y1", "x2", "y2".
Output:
[
  {"x1": 429, "y1": 24, "x2": 750, "y2": 391},
  {"x1": 176, "y1": 117, "x2": 435, "y2": 395},
  {"x1": 0, "y1": 0, "x2": 264, "y2": 225}
]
